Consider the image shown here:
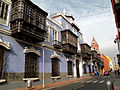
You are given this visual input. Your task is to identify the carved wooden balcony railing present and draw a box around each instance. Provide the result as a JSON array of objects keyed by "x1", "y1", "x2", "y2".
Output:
[
  {"x1": 10, "y1": 0, "x2": 48, "y2": 43},
  {"x1": 61, "y1": 29, "x2": 78, "y2": 54},
  {"x1": 80, "y1": 43, "x2": 91, "y2": 60},
  {"x1": 53, "y1": 40, "x2": 62, "y2": 49}
]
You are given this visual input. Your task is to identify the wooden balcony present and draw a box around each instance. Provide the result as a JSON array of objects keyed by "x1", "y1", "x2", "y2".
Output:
[
  {"x1": 91, "y1": 50, "x2": 97, "y2": 62},
  {"x1": 61, "y1": 29, "x2": 78, "y2": 54},
  {"x1": 10, "y1": 0, "x2": 48, "y2": 43},
  {"x1": 97, "y1": 54, "x2": 101, "y2": 61},
  {"x1": 80, "y1": 43, "x2": 91, "y2": 60},
  {"x1": 53, "y1": 40, "x2": 62, "y2": 49}
]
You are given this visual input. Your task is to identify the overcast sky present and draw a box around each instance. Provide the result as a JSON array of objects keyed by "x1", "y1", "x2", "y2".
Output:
[{"x1": 32, "y1": 0, "x2": 118, "y2": 61}]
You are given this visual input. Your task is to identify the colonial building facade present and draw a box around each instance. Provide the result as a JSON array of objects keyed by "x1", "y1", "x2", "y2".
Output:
[
  {"x1": 91, "y1": 37, "x2": 104, "y2": 74},
  {"x1": 111, "y1": 0, "x2": 120, "y2": 66},
  {"x1": 0, "y1": 0, "x2": 85, "y2": 83}
]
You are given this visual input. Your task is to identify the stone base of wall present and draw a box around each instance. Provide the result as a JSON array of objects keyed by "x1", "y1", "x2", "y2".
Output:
[
  {"x1": 3, "y1": 72, "x2": 68, "y2": 82},
  {"x1": 4, "y1": 73, "x2": 24, "y2": 82}
]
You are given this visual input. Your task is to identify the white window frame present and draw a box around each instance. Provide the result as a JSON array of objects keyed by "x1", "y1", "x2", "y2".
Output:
[{"x1": 0, "y1": 0, "x2": 11, "y2": 26}]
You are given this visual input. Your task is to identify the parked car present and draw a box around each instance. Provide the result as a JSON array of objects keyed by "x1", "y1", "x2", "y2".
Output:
[{"x1": 104, "y1": 71, "x2": 109, "y2": 76}]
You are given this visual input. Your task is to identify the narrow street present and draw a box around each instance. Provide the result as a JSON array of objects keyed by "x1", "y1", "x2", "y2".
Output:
[{"x1": 46, "y1": 74, "x2": 116, "y2": 90}]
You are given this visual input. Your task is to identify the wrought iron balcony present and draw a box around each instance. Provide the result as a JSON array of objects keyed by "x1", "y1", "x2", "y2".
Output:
[
  {"x1": 61, "y1": 29, "x2": 78, "y2": 54},
  {"x1": 53, "y1": 40, "x2": 62, "y2": 49}
]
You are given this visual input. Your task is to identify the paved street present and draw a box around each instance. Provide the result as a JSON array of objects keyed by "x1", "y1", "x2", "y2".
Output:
[
  {"x1": 1, "y1": 73, "x2": 120, "y2": 90},
  {"x1": 45, "y1": 74, "x2": 118, "y2": 90}
]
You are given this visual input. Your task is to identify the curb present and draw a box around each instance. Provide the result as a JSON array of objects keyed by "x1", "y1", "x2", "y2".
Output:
[{"x1": 16, "y1": 76, "x2": 93, "y2": 90}]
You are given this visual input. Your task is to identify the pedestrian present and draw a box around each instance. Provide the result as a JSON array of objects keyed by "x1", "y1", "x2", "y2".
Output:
[
  {"x1": 114, "y1": 70, "x2": 117, "y2": 75},
  {"x1": 118, "y1": 69, "x2": 120, "y2": 76},
  {"x1": 95, "y1": 71, "x2": 97, "y2": 76}
]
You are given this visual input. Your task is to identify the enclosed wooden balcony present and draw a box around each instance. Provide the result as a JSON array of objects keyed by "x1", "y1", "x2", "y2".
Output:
[
  {"x1": 80, "y1": 43, "x2": 91, "y2": 60},
  {"x1": 91, "y1": 50, "x2": 98, "y2": 62},
  {"x1": 97, "y1": 54, "x2": 101, "y2": 61},
  {"x1": 61, "y1": 29, "x2": 78, "y2": 54},
  {"x1": 53, "y1": 40, "x2": 62, "y2": 49},
  {"x1": 10, "y1": 0, "x2": 48, "y2": 43}
]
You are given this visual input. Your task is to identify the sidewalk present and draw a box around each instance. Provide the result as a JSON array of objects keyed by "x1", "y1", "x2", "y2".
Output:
[
  {"x1": 114, "y1": 75, "x2": 120, "y2": 90},
  {"x1": 15, "y1": 75, "x2": 93, "y2": 90}
]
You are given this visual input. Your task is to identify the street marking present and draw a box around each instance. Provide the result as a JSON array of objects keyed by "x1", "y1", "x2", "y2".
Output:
[
  {"x1": 92, "y1": 80, "x2": 99, "y2": 83},
  {"x1": 99, "y1": 80, "x2": 104, "y2": 83},
  {"x1": 81, "y1": 81, "x2": 85, "y2": 83},
  {"x1": 73, "y1": 84, "x2": 84, "y2": 90},
  {"x1": 86, "y1": 80, "x2": 92, "y2": 83}
]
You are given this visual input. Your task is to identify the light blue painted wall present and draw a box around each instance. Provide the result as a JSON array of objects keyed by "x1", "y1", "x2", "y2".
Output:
[
  {"x1": 0, "y1": 34, "x2": 69, "y2": 73},
  {"x1": 61, "y1": 17, "x2": 73, "y2": 32}
]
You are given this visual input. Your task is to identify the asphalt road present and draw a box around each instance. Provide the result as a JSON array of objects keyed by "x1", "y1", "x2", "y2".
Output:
[{"x1": 47, "y1": 74, "x2": 115, "y2": 90}]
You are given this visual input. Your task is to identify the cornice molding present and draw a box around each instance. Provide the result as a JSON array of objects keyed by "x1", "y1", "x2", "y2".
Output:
[
  {"x1": 24, "y1": 47, "x2": 40, "y2": 56},
  {"x1": 51, "y1": 52, "x2": 60, "y2": 60},
  {"x1": 0, "y1": 27, "x2": 11, "y2": 35},
  {"x1": 0, "y1": 38, "x2": 11, "y2": 50}
]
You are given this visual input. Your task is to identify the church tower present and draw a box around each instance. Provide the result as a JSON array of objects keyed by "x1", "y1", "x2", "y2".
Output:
[{"x1": 91, "y1": 37, "x2": 100, "y2": 53}]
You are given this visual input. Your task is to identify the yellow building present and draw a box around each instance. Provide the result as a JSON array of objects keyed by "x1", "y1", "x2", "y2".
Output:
[{"x1": 106, "y1": 56, "x2": 114, "y2": 71}]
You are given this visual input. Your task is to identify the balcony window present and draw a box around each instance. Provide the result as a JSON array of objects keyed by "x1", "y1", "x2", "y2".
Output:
[
  {"x1": 0, "y1": 2, "x2": 8, "y2": 20},
  {"x1": 53, "y1": 27, "x2": 58, "y2": 41}
]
